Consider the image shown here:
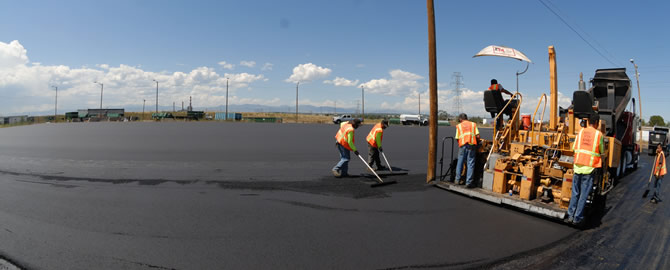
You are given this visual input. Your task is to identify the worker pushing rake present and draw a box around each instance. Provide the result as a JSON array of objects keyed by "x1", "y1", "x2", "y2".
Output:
[
  {"x1": 332, "y1": 119, "x2": 397, "y2": 187},
  {"x1": 643, "y1": 144, "x2": 666, "y2": 203}
]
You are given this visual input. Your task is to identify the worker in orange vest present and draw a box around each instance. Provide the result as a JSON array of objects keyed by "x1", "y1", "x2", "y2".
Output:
[
  {"x1": 332, "y1": 119, "x2": 361, "y2": 178},
  {"x1": 567, "y1": 113, "x2": 604, "y2": 225},
  {"x1": 651, "y1": 144, "x2": 666, "y2": 203},
  {"x1": 454, "y1": 113, "x2": 479, "y2": 188},
  {"x1": 489, "y1": 79, "x2": 513, "y2": 97},
  {"x1": 366, "y1": 120, "x2": 389, "y2": 170}
]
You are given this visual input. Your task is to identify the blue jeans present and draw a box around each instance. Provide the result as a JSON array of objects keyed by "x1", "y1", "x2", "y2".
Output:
[
  {"x1": 333, "y1": 143, "x2": 350, "y2": 175},
  {"x1": 567, "y1": 172, "x2": 594, "y2": 223},
  {"x1": 652, "y1": 176, "x2": 663, "y2": 201},
  {"x1": 455, "y1": 144, "x2": 476, "y2": 185}
]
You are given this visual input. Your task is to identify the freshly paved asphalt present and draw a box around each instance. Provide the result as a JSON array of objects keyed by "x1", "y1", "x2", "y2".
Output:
[{"x1": 0, "y1": 122, "x2": 579, "y2": 269}]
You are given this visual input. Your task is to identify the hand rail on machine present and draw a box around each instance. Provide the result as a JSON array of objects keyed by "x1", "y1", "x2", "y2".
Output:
[{"x1": 439, "y1": 136, "x2": 455, "y2": 181}]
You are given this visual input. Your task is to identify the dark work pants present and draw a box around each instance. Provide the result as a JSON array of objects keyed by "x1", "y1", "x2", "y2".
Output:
[{"x1": 368, "y1": 144, "x2": 382, "y2": 169}]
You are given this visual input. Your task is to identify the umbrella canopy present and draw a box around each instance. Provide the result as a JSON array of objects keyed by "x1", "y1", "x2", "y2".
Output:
[{"x1": 473, "y1": 45, "x2": 532, "y2": 63}]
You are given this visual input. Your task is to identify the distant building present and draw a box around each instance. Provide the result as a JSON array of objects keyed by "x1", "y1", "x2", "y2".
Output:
[
  {"x1": 77, "y1": 109, "x2": 125, "y2": 120},
  {"x1": 0, "y1": 115, "x2": 28, "y2": 125}
]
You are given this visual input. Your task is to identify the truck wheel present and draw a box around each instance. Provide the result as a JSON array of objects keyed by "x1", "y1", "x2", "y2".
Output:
[{"x1": 335, "y1": 120, "x2": 341, "y2": 124}]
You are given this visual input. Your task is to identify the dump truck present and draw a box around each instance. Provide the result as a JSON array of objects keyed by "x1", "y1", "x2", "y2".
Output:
[
  {"x1": 648, "y1": 126, "x2": 669, "y2": 155},
  {"x1": 436, "y1": 46, "x2": 636, "y2": 224}
]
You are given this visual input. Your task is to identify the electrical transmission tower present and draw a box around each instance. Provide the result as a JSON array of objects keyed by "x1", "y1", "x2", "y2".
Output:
[{"x1": 451, "y1": 72, "x2": 464, "y2": 118}]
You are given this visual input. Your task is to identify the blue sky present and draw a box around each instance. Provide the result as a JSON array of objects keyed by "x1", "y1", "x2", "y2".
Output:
[{"x1": 0, "y1": 0, "x2": 668, "y2": 120}]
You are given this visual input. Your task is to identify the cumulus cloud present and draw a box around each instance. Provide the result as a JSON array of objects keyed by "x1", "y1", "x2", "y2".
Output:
[
  {"x1": 240, "y1": 60, "x2": 256, "y2": 68},
  {"x1": 0, "y1": 40, "x2": 267, "y2": 114},
  {"x1": 261, "y1": 62, "x2": 273, "y2": 71},
  {"x1": 359, "y1": 69, "x2": 423, "y2": 96},
  {"x1": 218, "y1": 61, "x2": 234, "y2": 70},
  {"x1": 0, "y1": 40, "x2": 28, "y2": 69},
  {"x1": 285, "y1": 63, "x2": 332, "y2": 83},
  {"x1": 323, "y1": 77, "x2": 359, "y2": 87}
]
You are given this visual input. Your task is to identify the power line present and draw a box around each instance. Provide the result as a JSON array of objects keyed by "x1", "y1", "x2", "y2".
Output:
[
  {"x1": 544, "y1": 0, "x2": 623, "y2": 67},
  {"x1": 538, "y1": 0, "x2": 621, "y2": 67}
]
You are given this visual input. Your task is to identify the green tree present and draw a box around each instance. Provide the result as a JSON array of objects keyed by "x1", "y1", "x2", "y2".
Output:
[
  {"x1": 438, "y1": 110, "x2": 449, "y2": 120},
  {"x1": 648, "y1": 115, "x2": 665, "y2": 126}
]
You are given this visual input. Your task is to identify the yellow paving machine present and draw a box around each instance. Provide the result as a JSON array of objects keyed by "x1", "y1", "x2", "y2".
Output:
[{"x1": 437, "y1": 46, "x2": 639, "y2": 223}]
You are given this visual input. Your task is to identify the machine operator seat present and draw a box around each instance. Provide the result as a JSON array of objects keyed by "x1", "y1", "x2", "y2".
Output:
[
  {"x1": 573, "y1": 90, "x2": 594, "y2": 120},
  {"x1": 483, "y1": 90, "x2": 518, "y2": 117}
]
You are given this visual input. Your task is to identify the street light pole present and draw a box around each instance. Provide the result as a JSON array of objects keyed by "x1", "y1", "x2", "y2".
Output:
[
  {"x1": 361, "y1": 86, "x2": 364, "y2": 122},
  {"x1": 153, "y1": 79, "x2": 158, "y2": 113},
  {"x1": 94, "y1": 82, "x2": 103, "y2": 109},
  {"x1": 225, "y1": 78, "x2": 229, "y2": 120},
  {"x1": 52, "y1": 85, "x2": 58, "y2": 122},
  {"x1": 143, "y1": 99, "x2": 146, "y2": 120},
  {"x1": 630, "y1": 59, "x2": 643, "y2": 144},
  {"x1": 296, "y1": 82, "x2": 299, "y2": 123}
]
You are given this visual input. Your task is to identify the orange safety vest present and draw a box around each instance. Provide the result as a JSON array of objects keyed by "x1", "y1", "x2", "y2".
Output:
[
  {"x1": 457, "y1": 120, "x2": 477, "y2": 147},
  {"x1": 654, "y1": 151, "x2": 667, "y2": 177},
  {"x1": 488, "y1": 84, "x2": 503, "y2": 91},
  {"x1": 335, "y1": 122, "x2": 355, "y2": 151},
  {"x1": 366, "y1": 123, "x2": 384, "y2": 148},
  {"x1": 573, "y1": 127, "x2": 603, "y2": 168}
]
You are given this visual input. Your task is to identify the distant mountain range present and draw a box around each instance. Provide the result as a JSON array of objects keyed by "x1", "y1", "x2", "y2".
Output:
[{"x1": 8, "y1": 103, "x2": 424, "y2": 116}]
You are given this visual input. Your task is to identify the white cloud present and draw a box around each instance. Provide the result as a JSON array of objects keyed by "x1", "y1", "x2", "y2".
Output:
[
  {"x1": 359, "y1": 69, "x2": 423, "y2": 96},
  {"x1": 323, "y1": 77, "x2": 359, "y2": 87},
  {"x1": 218, "y1": 61, "x2": 234, "y2": 70},
  {"x1": 222, "y1": 72, "x2": 265, "y2": 88},
  {"x1": 356, "y1": 64, "x2": 365, "y2": 68},
  {"x1": 240, "y1": 60, "x2": 256, "y2": 68},
  {"x1": 0, "y1": 40, "x2": 28, "y2": 69},
  {"x1": 261, "y1": 62, "x2": 273, "y2": 71},
  {"x1": 285, "y1": 63, "x2": 332, "y2": 83},
  {"x1": 0, "y1": 40, "x2": 268, "y2": 115}
]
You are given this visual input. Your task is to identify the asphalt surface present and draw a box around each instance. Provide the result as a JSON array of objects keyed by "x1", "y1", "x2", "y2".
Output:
[
  {"x1": 490, "y1": 154, "x2": 670, "y2": 270},
  {"x1": 0, "y1": 122, "x2": 589, "y2": 269}
]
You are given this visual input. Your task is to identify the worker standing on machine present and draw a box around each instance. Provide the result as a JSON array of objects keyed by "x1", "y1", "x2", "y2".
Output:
[
  {"x1": 454, "y1": 113, "x2": 480, "y2": 188},
  {"x1": 332, "y1": 119, "x2": 361, "y2": 178},
  {"x1": 651, "y1": 144, "x2": 666, "y2": 203},
  {"x1": 489, "y1": 79, "x2": 514, "y2": 97},
  {"x1": 366, "y1": 119, "x2": 389, "y2": 171},
  {"x1": 489, "y1": 79, "x2": 513, "y2": 130},
  {"x1": 567, "y1": 113, "x2": 604, "y2": 225}
]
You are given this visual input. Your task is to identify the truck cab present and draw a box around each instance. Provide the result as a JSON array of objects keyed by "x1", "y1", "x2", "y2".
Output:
[
  {"x1": 332, "y1": 114, "x2": 357, "y2": 124},
  {"x1": 649, "y1": 126, "x2": 669, "y2": 155}
]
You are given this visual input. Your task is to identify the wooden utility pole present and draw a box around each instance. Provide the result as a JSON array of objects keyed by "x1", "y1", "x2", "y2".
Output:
[{"x1": 426, "y1": 0, "x2": 438, "y2": 183}]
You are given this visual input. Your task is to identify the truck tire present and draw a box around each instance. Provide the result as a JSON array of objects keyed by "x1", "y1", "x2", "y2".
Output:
[{"x1": 334, "y1": 120, "x2": 341, "y2": 124}]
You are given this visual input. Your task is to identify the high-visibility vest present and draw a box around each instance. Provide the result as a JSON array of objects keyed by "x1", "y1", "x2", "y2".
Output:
[
  {"x1": 573, "y1": 127, "x2": 603, "y2": 168},
  {"x1": 366, "y1": 123, "x2": 384, "y2": 148},
  {"x1": 654, "y1": 151, "x2": 667, "y2": 177},
  {"x1": 335, "y1": 122, "x2": 355, "y2": 151},
  {"x1": 457, "y1": 120, "x2": 477, "y2": 147},
  {"x1": 489, "y1": 84, "x2": 503, "y2": 91}
]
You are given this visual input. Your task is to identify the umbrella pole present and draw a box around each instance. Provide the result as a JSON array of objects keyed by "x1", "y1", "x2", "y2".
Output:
[{"x1": 516, "y1": 62, "x2": 529, "y2": 93}]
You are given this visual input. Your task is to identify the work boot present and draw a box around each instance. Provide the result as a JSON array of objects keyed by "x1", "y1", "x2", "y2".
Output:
[
  {"x1": 376, "y1": 166, "x2": 387, "y2": 171},
  {"x1": 651, "y1": 198, "x2": 658, "y2": 204},
  {"x1": 458, "y1": 180, "x2": 465, "y2": 185},
  {"x1": 565, "y1": 216, "x2": 574, "y2": 224},
  {"x1": 332, "y1": 169, "x2": 341, "y2": 178}
]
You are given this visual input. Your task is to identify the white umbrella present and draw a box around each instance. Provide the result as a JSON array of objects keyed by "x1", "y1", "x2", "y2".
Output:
[
  {"x1": 473, "y1": 45, "x2": 532, "y2": 62},
  {"x1": 473, "y1": 45, "x2": 532, "y2": 93}
]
